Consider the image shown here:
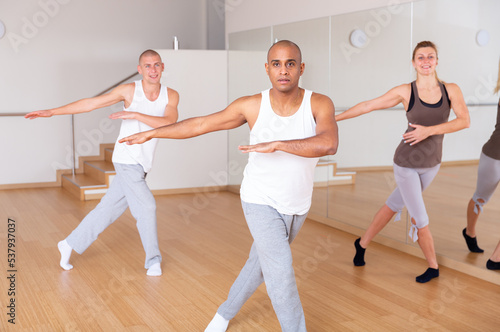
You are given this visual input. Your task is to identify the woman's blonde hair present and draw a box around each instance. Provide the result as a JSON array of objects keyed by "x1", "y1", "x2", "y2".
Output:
[{"x1": 412, "y1": 41, "x2": 438, "y2": 61}]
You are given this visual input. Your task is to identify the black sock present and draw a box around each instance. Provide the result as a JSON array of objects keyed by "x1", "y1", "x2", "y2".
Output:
[
  {"x1": 486, "y1": 259, "x2": 500, "y2": 270},
  {"x1": 353, "y1": 238, "x2": 366, "y2": 266},
  {"x1": 463, "y1": 228, "x2": 484, "y2": 253},
  {"x1": 416, "y1": 267, "x2": 439, "y2": 283}
]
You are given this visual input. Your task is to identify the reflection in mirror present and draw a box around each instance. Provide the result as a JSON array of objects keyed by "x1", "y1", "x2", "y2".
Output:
[
  {"x1": 408, "y1": 0, "x2": 500, "y2": 269},
  {"x1": 225, "y1": 0, "x2": 500, "y2": 282},
  {"x1": 420, "y1": 162, "x2": 500, "y2": 271},
  {"x1": 329, "y1": 2, "x2": 413, "y2": 244}
]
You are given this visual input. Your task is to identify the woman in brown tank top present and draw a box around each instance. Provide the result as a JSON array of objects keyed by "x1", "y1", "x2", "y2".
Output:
[
  {"x1": 336, "y1": 41, "x2": 470, "y2": 283},
  {"x1": 464, "y1": 59, "x2": 500, "y2": 270}
]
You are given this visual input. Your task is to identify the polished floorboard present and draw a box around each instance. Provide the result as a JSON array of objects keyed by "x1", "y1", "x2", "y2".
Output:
[{"x1": 1, "y1": 186, "x2": 499, "y2": 331}]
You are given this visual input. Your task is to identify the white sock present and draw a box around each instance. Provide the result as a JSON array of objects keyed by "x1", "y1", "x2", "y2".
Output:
[
  {"x1": 146, "y1": 262, "x2": 162, "y2": 276},
  {"x1": 58, "y1": 240, "x2": 73, "y2": 270},
  {"x1": 205, "y1": 313, "x2": 229, "y2": 332}
]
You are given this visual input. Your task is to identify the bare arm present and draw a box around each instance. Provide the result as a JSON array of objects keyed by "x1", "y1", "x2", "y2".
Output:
[
  {"x1": 119, "y1": 95, "x2": 255, "y2": 145},
  {"x1": 238, "y1": 93, "x2": 338, "y2": 158},
  {"x1": 335, "y1": 84, "x2": 409, "y2": 121},
  {"x1": 402, "y1": 83, "x2": 470, "y2": 145},
  {"x1": 25, "y1": 84, "x2": 131, "y2": 119},
  {"x1": 109, "y1": 88, "x2": 179, "y2": 128}
]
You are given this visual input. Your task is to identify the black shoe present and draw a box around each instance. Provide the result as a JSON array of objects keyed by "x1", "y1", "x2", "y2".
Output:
[
  {"x1": 462, "y1": 228, "x2": 484, "y2": 253},
  {"x1": 353, "y1": 238, "x2": 366, "y2": 266},
  {"x1": 486, "y1": 259, "x2": 500, "y2": 270},
  {"x1": 416, "y1": 268, "x2": 439, "y2": 283}
]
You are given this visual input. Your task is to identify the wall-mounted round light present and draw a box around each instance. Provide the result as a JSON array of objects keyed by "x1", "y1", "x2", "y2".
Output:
[
  {"x1": 476, "y1": 29, "x2": 490, "y2": 47},
  {"x1": 0, "y1": 20, "x2": 6, "y2": 39},
  {"x1": 350, "y1": 29, "x2": 367, "y2": 48}
]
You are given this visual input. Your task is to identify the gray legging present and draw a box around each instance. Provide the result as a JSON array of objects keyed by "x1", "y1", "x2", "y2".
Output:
[
  {"x1": 386, "y1": 163, "x2": 441, "y2": 242},
  {"x1": 472, "y1": 152, "x2": 500, "y2": 213}
]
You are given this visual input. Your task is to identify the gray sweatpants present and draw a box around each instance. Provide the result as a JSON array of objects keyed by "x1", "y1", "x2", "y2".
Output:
[
  {"x1": 66, "y1": 163, "x2": 161, "y2": 269},
  {"x1": 472, "y1": 152, "x2": 500, "y2": 213},
  {"x1": 217, "y1": 200, "x2": 307, "y2": 332}
]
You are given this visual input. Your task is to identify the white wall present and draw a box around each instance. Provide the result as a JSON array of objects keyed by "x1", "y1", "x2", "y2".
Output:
[
  {"x1": 0, "y1": 0, "x2": 221, "y2": 185},
  {"x1": 147, "y1": 50, "x2": 228, "y2": 190},
  {"x1": 0, "y1": 0, "x2": 210, "y2": 113},
  {"x1": 0, "y1": 115, "x2": 73, "y2": 184}
]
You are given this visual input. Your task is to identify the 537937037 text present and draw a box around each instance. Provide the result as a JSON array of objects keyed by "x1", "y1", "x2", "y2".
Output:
[{"x1": 6, "y1": 218, "x2": 17, "y2": 325}]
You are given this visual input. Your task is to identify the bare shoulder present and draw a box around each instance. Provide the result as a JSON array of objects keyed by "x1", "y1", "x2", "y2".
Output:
[
  {"x1": 118, "y1": 82, "x2": 136, "y2": 92},
  {"x1": 311, "y1": 92, "x2": 334, "y2": 106},
  {"x1": 386, "y1": 83, "x2": 411, "y2": 104},
  {"x1": 231, "y1": 92, "x2": 262, "y2": 112},
  {"x1": 114, "y1": 82, "x2": 135, "y2": 97},
  {"x1": 234, "y1": 92, "x2": 262, "y2": 105},
  {"x1": 166, "y1": 87, "x2": 179, "y2": 95},
  {"x1": 311, "y1": 92, "x2": 335, "y2": 116},
  {"x1": 443, "y1": 82, "x2": 463, "y2": 96},
  {"x1": 392, "y1": 83, "x2": 411, "y2": 95},
  {"x1": 166, "y1": 87, "x2": 180, "y2": 101},
  {"x1": 224, "y1": 93, "x2": 262, "y2": 127},
  {"x1": 104, "y1": 83, "x2": 134, "y2": 103}
]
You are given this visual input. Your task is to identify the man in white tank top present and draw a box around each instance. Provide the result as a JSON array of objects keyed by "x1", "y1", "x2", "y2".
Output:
[
  {"x1": 121, "y1": 41, "x2": 338, "y2": 331},
  {"x1": 25, "y1": 50, "x2": 179, "y2": 277}
]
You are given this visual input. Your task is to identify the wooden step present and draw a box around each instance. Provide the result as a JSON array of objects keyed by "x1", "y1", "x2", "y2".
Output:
[
  {"x1": 84, "y1": 160, "x2": 116, "y2": 184},
  {"x1": 62, "y1": 174, "x2": 107, "y2": 201},
  {"x1": 315, "y1": 159, "x2": 356, "y2": 186},
  {"x1": 61, "y1": 145, "x2": 116, "y2": 201},
  {"x1": 104, "y1": 148, "x2": 113, "y2": 162}
]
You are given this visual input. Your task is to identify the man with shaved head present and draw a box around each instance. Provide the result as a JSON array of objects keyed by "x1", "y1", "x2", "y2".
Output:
[
  {"x1": 121, "y1": 40, "x2": 338, "y2": 331},
  {"x1": 26, "y1": 49, "x2": 179, "y2": 277}
]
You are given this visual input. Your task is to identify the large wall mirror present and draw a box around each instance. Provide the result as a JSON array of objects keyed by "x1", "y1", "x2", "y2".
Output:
[{"x1": 228, "y1": 0, "x2": 500, "y2": 280}]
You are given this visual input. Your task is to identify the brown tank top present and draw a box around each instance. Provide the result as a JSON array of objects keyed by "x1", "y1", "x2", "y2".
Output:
[
  {"x1": 394, "y1": 81, "x2": 451, "y2": 168},
  {"x1": 482, "y1": 101, "x2": 500, "y2": 160}
]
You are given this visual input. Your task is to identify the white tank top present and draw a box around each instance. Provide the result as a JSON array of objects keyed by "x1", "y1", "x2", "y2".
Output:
[
  {"x1": 240, "y1": 89, "x2": 319, "y2": 215},
  {"x1": 112, "y1": 80, "x2": 168, "y2": 172}
]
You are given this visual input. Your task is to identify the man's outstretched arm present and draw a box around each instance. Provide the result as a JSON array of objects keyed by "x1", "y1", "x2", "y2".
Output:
[
  {"x1": 119, "y1": 95, "x2": 257, "y2": 145},
  {"x1": 25, "y1": 84, "x2": 131, "y2": 119}
]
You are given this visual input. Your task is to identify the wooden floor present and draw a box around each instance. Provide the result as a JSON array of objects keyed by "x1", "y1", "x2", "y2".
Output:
[{"x1": 1, "y1": 186, "x2": 500, "y2": 331}]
